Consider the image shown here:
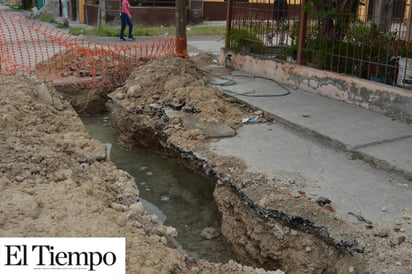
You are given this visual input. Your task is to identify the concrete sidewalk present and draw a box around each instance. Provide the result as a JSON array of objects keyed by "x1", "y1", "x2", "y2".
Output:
[{"x1": 207, "y1": 68, "x2": 412, "y2": 237}]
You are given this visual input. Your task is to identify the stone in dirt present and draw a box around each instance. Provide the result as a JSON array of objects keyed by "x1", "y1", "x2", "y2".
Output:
[{"x1": 200, "y1": 227, "x2": 219, "y2": 240}]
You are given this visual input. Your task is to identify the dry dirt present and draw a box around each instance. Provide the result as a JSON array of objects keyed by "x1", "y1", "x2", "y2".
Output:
[
  {"x1": 105, "y1": 53, "x2": 412, "y2": 274},
  {"x1": 0, "y1": 67, "x2": 282, "y2": 273},
  {"x1": 2, "y1": 50, "x2": 411, "y2": 274}
]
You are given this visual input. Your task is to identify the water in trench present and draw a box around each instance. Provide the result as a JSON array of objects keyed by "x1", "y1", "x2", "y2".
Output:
[{"x1": 81, "y1": 115, "x2": 236, "y2": 263}]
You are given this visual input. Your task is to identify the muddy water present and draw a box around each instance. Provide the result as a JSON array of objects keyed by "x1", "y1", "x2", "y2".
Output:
[{"x1": 81, "y1": 115, "x2": 236, "y2": 263}]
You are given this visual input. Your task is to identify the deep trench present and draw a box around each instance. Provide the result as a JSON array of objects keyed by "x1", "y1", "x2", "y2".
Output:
[
  {"x1": 80, "y1": 114, "x2": 237, "y2": 263},
  {"x1": 64, "y1": 86, "x2": 366, "y2": 273}
]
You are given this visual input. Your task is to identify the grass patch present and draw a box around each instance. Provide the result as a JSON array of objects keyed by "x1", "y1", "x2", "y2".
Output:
[
  {"x1": 8, "y1": 4, "x2": 23, "y2": 9},
  {"x1": 38, "y1": 13, "x2": 56, "y2": 23},
  {"x1": 67, "y1": 24, "x2": 226, "y2": 37},
  {"x1": 186, "y1": 26, "x2": 226, "y2": 36}
]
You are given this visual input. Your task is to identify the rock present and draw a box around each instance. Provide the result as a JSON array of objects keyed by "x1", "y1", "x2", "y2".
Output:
[
  {"x1": 324, "y1": 205, "x2": 336, "y2": 212},
  {"x1": 348, "y1": 266, "x2": 355, "y2": 273},
  {"x1": 110, "y1": 202, "x2": 128, "y2": 212},
  {"x1": 305, "y1": 246, "x2": 312, "y2": 253},
  {"x1": 378, "y1": 253, "x2": 385, "y2": 262},
  {"x1": 80, "y1": 163, "x2": 89, "y2": 171},
  {"x1": 127, "y1": 85, "x2": 142, "y2": 98},
  {"x1": 149, "y1": 214, "x2": 160, "y2": 224},
  {"x1": 165, "y1": 226, "x2": 177, "y2": 238},
  {"x1": 15, "y1": 176, "x2": 25, "y2": 182},
  {"x1": 116, "y1": 93, "x2": 125, "y2": 100},
  {"x1": 316, "y1": 196, "x2": 331, "y2": 206},
  {"x1": 381, "y1": 207, "x2": 387, "y2": 212},
  {"x1": 63, "y1": 18, "x2": 69, "y2": 28},
  {"x1": 129, "y1": 202, "x2": 145, "y2": 217},
  {"x1": 160, "y1": 236, "x2": 168, "y2": 245},
  {"x1": 135, "y1": 220, "x2": 142, "y2": 228},
  {"x1": 37, "y1": 84, "x2": 53, "y2": 105},
  {"x1": 396, "y1": 261, "x2": 402, "y2": 266},
  {"x1": 53, "y1": 96, "x2": 64, "y2": 111},
  {"x1": 373, "y1": 224, "x2": 389, "y2": 237},
  {"x1": 398, "y1": 236, "x2": 406, "y2": 245},
  {"x1": 95, "y1": 151, "x2": 107, "y2": 161},
  {"x1": 149, "y1": 102, "x2": 162, "y2": 111},
  {"x1": 200, "y1": 227, "x2": 219, "y2": 240},
  {"x1": 116, "y1": 215, "x2": 128, "y2": 227},
  {"x1": 189, "y1": 129, "x2": 201, "y2": 136}
]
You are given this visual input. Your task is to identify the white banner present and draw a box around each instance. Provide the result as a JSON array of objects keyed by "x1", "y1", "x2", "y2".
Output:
[{"x1": 0, "y1": 238, "x2": 125, "y2": 274}]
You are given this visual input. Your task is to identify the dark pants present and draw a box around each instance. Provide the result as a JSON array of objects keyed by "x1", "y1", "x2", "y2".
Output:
[{"x1": 120, "y1": 13, "x2": 133, "y2": 39}]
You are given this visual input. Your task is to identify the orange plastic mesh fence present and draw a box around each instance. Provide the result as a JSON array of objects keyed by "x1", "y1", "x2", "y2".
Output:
[{"x1": 0, "y1": 10, "x2": 185, "y2": 88}]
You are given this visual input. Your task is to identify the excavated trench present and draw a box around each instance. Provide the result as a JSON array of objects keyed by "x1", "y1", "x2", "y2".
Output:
[
  {"x1": 55, "y1": 55, "x2": 367, "y2": 273},
  {"x1": 80, "y1": 115, "x2": 236, "y2": 263},
  {"x1": 105, "y1": 98, "x2": 365, "y2": 273}
]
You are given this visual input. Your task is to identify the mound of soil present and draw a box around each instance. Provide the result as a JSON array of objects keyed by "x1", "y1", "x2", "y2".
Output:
[{"x1": 0, "y1": 71, "x2": 280, "y2": 273}]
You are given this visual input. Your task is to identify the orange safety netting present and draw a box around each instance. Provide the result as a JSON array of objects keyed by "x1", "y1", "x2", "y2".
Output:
[{"x1": 0, "y1": 10, "x2": 186, "y2": 88}]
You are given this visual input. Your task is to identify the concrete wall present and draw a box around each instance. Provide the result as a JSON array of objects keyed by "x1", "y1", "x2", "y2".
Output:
[{"x1": 219, "y1": 49, "x2": 412, "y2": 122}]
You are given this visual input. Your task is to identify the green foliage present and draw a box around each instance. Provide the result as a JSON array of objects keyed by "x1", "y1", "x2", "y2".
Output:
[
  {"x1": 187, "y1": 26, "x2": 226, "y2": 36},
  {"x1": 38, "y1": 13, "x2": 56, "y2": 24},
  {"x1": 69, "y1": 27, "x2": 87, "y2": 35},
  {"x1": 304, "y1": 22, "x2": 401, "y2": 84},
  {"x1": 56, "y1": 23, "x2": 65, "y2": 29},
  {"x1": 67, "y1": 25, "x2": 225, "y2": 37},
  {"x1": 304, "y1": 0, "x2": 360, "y2": 40},
  {"x1": 227, "y1": 28, "x2": 266, "y2": 55},
  {"x1": 8, "y1": 4, "x2": 23, "y2": 9}
]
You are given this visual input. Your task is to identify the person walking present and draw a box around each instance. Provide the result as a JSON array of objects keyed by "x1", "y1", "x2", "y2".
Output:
[{"x1": 120, "y1": 0, "x2": 135, "y2": 41}]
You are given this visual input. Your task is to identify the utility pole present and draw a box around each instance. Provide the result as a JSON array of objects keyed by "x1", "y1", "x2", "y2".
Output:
[{"x1": 176, "y1": 0, "x2": 188, "y2": 57}]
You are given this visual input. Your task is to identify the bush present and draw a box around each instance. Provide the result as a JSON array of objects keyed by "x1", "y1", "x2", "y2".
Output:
[
  {"x1": 38, "y1": 13, "x2": 56, "y2": 24},
  {"x1": 227, "y1": 28, "x2": 266, "y2": 55}
]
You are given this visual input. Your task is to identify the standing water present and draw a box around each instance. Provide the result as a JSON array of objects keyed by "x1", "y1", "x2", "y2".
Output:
[{"x1": 81, "y1": 115, "x2": 236, "y2": 262}]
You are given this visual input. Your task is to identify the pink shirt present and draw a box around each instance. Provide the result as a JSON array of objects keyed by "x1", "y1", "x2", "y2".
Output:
[{"x1": 122, "y1": 0, "x2": 131, "y2": 18}]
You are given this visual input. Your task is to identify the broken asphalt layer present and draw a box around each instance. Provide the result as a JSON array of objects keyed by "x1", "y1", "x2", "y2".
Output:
[{"x1": 208, "y1": 69, "x2": 412, "y2": 240}]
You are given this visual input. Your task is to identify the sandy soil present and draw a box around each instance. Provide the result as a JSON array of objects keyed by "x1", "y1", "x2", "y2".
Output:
[{"x1": 0, "y1": 69, "x2": 281, "y2": 273}]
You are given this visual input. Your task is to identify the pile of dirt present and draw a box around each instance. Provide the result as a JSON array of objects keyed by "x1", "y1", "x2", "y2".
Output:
[
  {"x1": 0, "y1": 72, "x2": 283, "y2": 273},
  {"x1": 108, "y1": 54, "x2": 250, "y2": 152},
  {"x1": 0, "y1": 74, "x2": 187, "y2": 272},
  {"x1": 35, "y1": 47, "x2": 138, "y2": 87}
]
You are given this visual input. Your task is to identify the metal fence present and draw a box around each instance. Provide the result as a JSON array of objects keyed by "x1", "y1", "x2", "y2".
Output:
[{"x1": 226, "y1": 0, "x2": 412, "y2": 89}]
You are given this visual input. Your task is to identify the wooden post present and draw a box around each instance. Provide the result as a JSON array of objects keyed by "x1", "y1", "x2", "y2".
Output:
[
  {"x1": 79, "y1": 0, "x2": 85, "y2": 23},
  {"x1": 176, "y1": 0, "x2": 188, "y2": 57},
  {"x1": 225, "y1": 0, "x2": 233, "y2": 48},
  {"x1": 297, "y1": 0, "x2": 308, "y2": 65}
]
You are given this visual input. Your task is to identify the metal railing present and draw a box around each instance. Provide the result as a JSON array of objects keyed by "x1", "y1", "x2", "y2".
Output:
[{"x1": 226, "y1": 0, "x2": 412, "y2": 89}]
